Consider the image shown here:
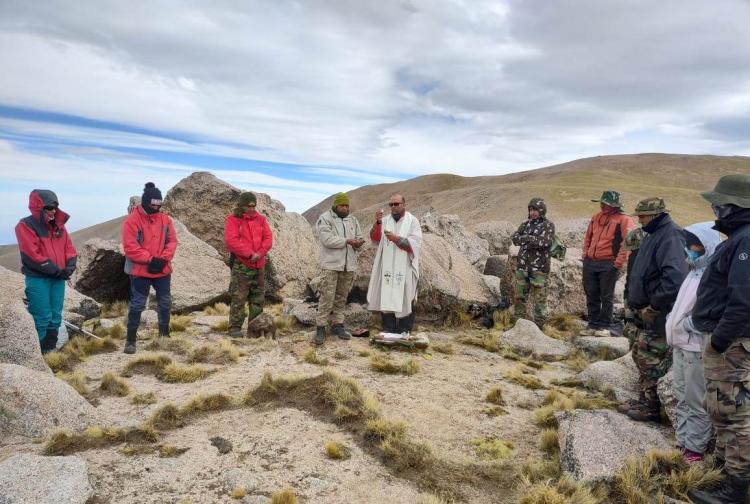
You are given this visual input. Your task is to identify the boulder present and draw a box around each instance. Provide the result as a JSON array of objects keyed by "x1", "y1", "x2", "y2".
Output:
[
  {"x1": 483, "y1": 255, "x2": 509, "y2": 278},
  {"x1": 578, "y1": 352, "x2": 639, "y2": 402},
  {"x1": 482, "y1": 275, "x2": 503, "y2": 302},
  {"x1": 574, "y1": 336, "x2": 630, "y2": 359},
  {"x1": 657, "y1": 369, "x2": 678, "y2": 429},
  {"x1": 0, "y1": 453, "x2": 94, "y2": 504},
  {"x1": 0, "y1": 363, "x2": 108, "y2": 439},
  {"x1": 289, "y1": 301, "x2": 372, "y2": 329},
  {"x1": 556, "y1": 218, "x2": 590, "y2": 248},
  {"x1": 71, "y1": 238, "x2": 129, "y2": 303},
  {"x1": 500, "y1": 319, "x2": 573, "y2": 360},
  {"x1": 474, "y1": 220, "x2": 516, "y2": 255},
  {"x1": 170, "y1": 220, "x2": 230, "y2": 312},
  {"x1": 162, "y1": 171, "x2": 318, "y2": 300},
  {"x1": 0, "y1": 290, "x2": 50, "y2": 373},
  {"x1": 556, "y1": 409, "x2": 672, "y2": 483},
  {"x1": 0, "y1": 266, "x2": 100, "y2": 326},
  {"x1": 420, "y1": 213, "x2": 490, "y2": 271}
]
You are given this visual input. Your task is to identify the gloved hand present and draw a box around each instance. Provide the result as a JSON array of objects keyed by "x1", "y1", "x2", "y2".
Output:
[
  {"x1": 640, "y1": 306, "x2": 659, "y2": 325},
  {"x1": 147, "y1": 257, "x2": 168, "y2": 274}
]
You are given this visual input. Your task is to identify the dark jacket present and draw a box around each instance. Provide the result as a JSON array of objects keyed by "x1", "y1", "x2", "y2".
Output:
[
  {"x1": 15, "y1": 190, "x2": 77, "y2": 278},
  {"x1": 512, "y1": 199, "x2": 556, "y2": 273},
  {"x1": 626, "y1": 214, "x2": 687, "y2": 311},
  {"x1": 692, "y1": 211, "x2": 750, "y2": 352}
]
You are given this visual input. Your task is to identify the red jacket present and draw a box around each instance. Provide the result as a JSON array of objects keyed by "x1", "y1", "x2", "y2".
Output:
[
  {"x1": 583, "y1": 210, "x2": 635, "y2": 269},
  {"x1": 15, "y1": 190, "x2": 77, "y2": 278},
  {"x1": 122, "y1": 206, "x2": 178, "y2": 278},
  {"x1": 224, "y1": 211, "x2": 273, "y2": 269}
]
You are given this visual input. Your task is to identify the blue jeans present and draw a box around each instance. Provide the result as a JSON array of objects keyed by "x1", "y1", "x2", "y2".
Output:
[
  {"x1": 127, "y1": 275, "x2": 171, "y2": 335},
  {"x1": 24, "y1": 275, "x2": 66, "y2": 341}
]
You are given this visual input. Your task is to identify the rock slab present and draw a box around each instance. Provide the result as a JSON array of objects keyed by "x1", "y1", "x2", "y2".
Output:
[
  {"x1": 500, "y1": 319, "x2": 572, "y2": 360},
  {"x1": 575, "y1": 336, "x2": 630, "y2": 359},
  {"x1": 0, "y1": 453, "x2": 94, "y2": 504},
  {"x1": 0, "y1": 295, "x2": 50, "y2": 374},
  {"x1": 578, "y1": 352, "x2": 639, "y2": 402}
]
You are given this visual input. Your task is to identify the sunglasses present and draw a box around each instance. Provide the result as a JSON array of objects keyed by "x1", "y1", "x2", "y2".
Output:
[
  {"x1": 388, "y1": 202, "x2": 403, "y2": 207},
  {"x1": 43, "y1": 205, "x2": 57, "y2": 211},
  {"x1": 243, "y1": 203, "x2": 256, "y2": 208},
  {"x1": 713, "y1": 204, "x2": 735, "y2": 219}
]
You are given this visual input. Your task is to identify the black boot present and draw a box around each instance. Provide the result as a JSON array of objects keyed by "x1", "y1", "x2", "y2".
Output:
[
  {"x1": 617, "y1": 391, "x2": 647, "y2": 414},
  {"x1": 626, "y1": 399, "x2": 661, "y2": 422},
  {"x1": 158, "y1": 324, "x2": 170, "y2": 338},
  {"x1": 124, "y1": 327, "x2": 137, "y2": 354},
  {"x1": 331, "y1": 324, "x2": 351, "y2": 340},
  {"x1": 688, "y1": 473, "x2": 750, "y2": 504},
  {"x1": 381, "y1": 313, "x2": 397, "y2": 333},
  {"x1": 40, "y1": 329, "x2": 59, "y2": 354},
  {"x1": 314, "y1": 326, "x2": 326, "y2": 346}
]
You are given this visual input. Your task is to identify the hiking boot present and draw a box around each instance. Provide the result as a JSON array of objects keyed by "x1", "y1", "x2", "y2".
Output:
[
  {"x1": 687, "y1": 473, "x2": 750, "y2": 504},
  {"x1": 593, "y1": 328, "x2": 611, "y2": 337},
  {"x1": 124, "y1": 328, "x2": 137, "y2": 354},
  {"x1": 229, "y1": 327, "x2": 243, "y2": 338},
  {"x1": 626, "y1": 400, "x2": 661, "y2": 422},
  {"x1": 332, "y1": 324, "x2": 351, "y2": 340},
  {"x1": 682, "y1": 449, "x2": 704, "y2": 464},
  {"x1": 579, "y1": 328, "x2": 597, "y2": 337},
  {"x1": 617, "y1": 392, "x2": 647, "y2": 414},
  {"x1": 158, "y1": 324, "x2": 170, "y2": 338},
  {"x1": 40, "y1": 329, "x2": 59, "y2": 354},
  {"x1": 314, "y1": 326, "x2": 326, "y2": 346},
  {"x1": 123, "y1": 341, "x2": 137, "y2": 354}
]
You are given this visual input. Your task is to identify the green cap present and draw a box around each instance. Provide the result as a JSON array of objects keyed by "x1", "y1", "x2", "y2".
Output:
[
  {"x1": 701, "y1": 174, "x2": 750, "y2": 209},
  {"x1": 238, "y1": 192, "x2": 257, "y2": 206},
  {"x1": 591, "y1": 190, "x2": 622, "y2": 208},
  {"x1": 332, "y1": 192, "x2": 351, "y2": 207},
  {"x1": 633, "y1": 197, "x2": 668, "y2": 216},
  {"x1": 623, "y1": 227, "x2": 645, "y2": 251}
]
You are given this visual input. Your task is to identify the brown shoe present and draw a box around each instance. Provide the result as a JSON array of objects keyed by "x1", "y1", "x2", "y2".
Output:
[{"x1": 625, "y1": 400, "x2": 661, "y2": 422}]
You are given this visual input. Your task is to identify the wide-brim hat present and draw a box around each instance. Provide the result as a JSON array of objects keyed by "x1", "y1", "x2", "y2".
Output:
[
  {"x1": 701, "y1": 174, "x2": 750, "y2": 208},
  {"x1": 591, "y1": 190, "x2": 622, "y2": 208}
]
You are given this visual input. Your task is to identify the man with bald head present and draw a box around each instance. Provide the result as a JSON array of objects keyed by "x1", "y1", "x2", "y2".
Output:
[{"x1": 367, "y1": 193, "x2": 423, "y2": 334}]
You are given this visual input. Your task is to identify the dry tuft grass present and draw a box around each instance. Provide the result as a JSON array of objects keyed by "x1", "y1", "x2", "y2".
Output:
[
  {"x1": 99, "y1": 372, "x2": 130, "y2": 397},
  {"x1": 485, "y1": 387, "x2": 506, "y2": 406},
  {"x1": 271, "y1": 489, "x2": 298, "y2": 504},
  {"x1": 169, "y1": 315, "x2": 193, "y2": 332},
  {"x1": 187, "y1": 339, "x2": 240, "y2": 364},
  {"x1": 368, "y1": 354, "x2": 420, "y2": 375},
  {"x1": 108, "y1": 324, "x2": 126, "y2": 339},
  {"x1": 493, "y1": 308, "x2": 514, "y2": 330},
  {"x1": 130, "y1": 392, "x2": 157, "y2": 405},
  {"x1": 520, "y1": 457, "x2": 562, "y2": 484},
  {"x1": 160, "y1": 363, "x2": 209, "y2": 383},
  {"x1": 275, "y1": 315, "x2": 294, "y2": 332},
  {"x1": 121, "y1": 353, "x2": 172, "y2": 377},
  {"x1": 303, "y1": 348, "x2": 330, "y2": 366},
  {"x1": 145, "y1": 336, "x2": 193, "y2": 355},
  {"x1": 203, "y1": 302, "x2": 230, "y2": 316},
  {"x1": 550, "y1": 378, "x2": 585, "y2": 388},
  {"x1": 325, "y1": 440, "x2": 352, "y2": 460},
  {"x1": 533, "y1": 389, "x2": 617, "y2": 428},
  {"x1": 230, "y1": 486, "x2": 247, "y2": 499},
  {"x1": 44, "y1": 425, "x2": 159, "y2": 455},
  {"x1": 519, "y1": 476, "x2": 601, "y2": 504},
  {"x1": 538, "y1": 429, "x2": 559, "y2": 455},
  {"x1": 482, "y1": 405, "x2": 508, "y2": 417},
  {"x1": 542, "y1": 314, "x2": 579, "y2": 341},
  {"x1": 563, "y1": 349, "x2": 591, "y2": 372},
  {"x1": 471, "y1": 438, "x2": 514, "y2": 460},
  {"x1": 357, "y1": 349, "x2": 371, "y2": 357},
  {"x1": 56, "y1": 372, "x2": 89, "y2": 397},
  {"x1": 101, "y1": 300, "x2": 129, "y2": 318},
  {"x1": 457, "y1": 332, "x2": 500, "y2": 352},
  {"x1": 181, "y1": 393, "x2": 236, "y2": 417},
  {"x1": 419, "y1": 496, "x2": 450, "y2": 504},
  {"x1": 148, "y1": 403, "x2": 183, "y2": 430},
  {"x1": 210, "y1": 319, "x2": 230, "y2": 332},
  {"x1": 44, "y1": 336, "x2": 118, "y2": 372},
  {"x1": 504, "y1": 367, "x2": 544, "y2": 390},
  {"x1": 444, "y1": 308, "x2": 475, "y2": 328},
  {"x1": 430, "y1": 342, "x2": 454, "y2": 355}
]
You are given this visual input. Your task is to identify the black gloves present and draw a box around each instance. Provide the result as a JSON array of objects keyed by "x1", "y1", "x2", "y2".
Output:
[{"x1": 147, "y1": 257, "x2": 168, "y2": 274}]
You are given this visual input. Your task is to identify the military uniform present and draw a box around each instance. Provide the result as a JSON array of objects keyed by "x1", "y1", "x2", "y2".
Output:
[
  {"x1": 688, "y1": 175, "x2": 750, "y2": 503},
  {"x1": 511, "y1": 198, "x2": 555, "y2": 325},
  {"x1": 624, "y1": 197, "x2": 687, "y2": 422}
]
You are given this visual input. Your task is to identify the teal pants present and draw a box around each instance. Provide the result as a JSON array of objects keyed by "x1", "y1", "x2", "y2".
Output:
[{"x1": 24, "y1": 276, "x2": 65, "y2": 341}]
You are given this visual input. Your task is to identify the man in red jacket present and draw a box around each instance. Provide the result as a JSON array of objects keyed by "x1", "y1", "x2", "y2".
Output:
[
  {"x1": 121, "y1": 182, "x2": 178, "y2": 354},
  {"x1": 224, "y1": 192, "x2": 273, "y2": 338},
  {"x1": 15, "y1": 189, "x2": 77, "y2": 353},
  {"x1": 581, "y1": 190, "x2": 635, "y2": 337}
]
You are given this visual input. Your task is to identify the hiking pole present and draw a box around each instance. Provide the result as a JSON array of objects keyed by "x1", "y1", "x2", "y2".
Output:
[{"x1": 63, "y1": 320, "x2": 104, "y2": 340}]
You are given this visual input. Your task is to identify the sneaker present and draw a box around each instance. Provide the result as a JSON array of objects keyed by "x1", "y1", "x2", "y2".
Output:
[
  {"x1": 593, "y1": 328, "x2": 611, "y2": 337},
  {"x1": 332, "y1": 324, "x2": 351, "y2": 340},
  {"x1": 123, "y1": 342, "x2": 136, "y2": 354},
  {"x1": 682, "y1": 449, "x2": 704, "y2": 464},
  {"x1": 314, "y1": 326, "x2": 326, "y2": 346}
]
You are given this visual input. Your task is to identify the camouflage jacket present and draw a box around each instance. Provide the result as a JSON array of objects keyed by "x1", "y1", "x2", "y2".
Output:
[{"x1": 512, "y1": 218, "x2": 556, "y2": 273}]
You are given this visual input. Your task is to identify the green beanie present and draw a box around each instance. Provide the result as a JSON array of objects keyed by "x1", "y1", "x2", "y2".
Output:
[
  {"x1": 332, "y1": 192, "x2": 350, "y2": 207},
  {"x1": 239, "y1": 192, "x2": 257, "y2": 206}
]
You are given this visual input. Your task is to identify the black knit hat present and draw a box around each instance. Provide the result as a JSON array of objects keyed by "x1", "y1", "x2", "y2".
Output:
[{"x1": 141, "y1": 182, "x2": 163, "y2": 214}]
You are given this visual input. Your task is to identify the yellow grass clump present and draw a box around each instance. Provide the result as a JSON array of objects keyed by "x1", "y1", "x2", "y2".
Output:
[
  {"x1": 303, "y1": 348, "x2": 330, "y2": 366},
  {"x1": 187, "y1": 339, "x2": 240, "y2": 364},
  {"x1": 230, "y1": 486, "x2": 247, "y2": 499},
  {"x1": 121, "y1": 353, "x2": 173, "y2": 377},
  {"x1": 210, "y1": 319, "x2": 231, "y2": 332},
  {"x1": 99, "y1": 372, "x2": 130, "y2": 397},
  {"x1": 325, "y1": 440, "x2": 352, "y2": 460},
  {"x1": 542, "y1": 313, "x2": 579, "y2": 341},
  {"x1": 538, "y1": 428, "x2": 560, "y2": 455},
  {"x1": 56, "y1": 372, "x2": 89, "y2": 396},
  {"x1": 108, "y1": 324, "x2": 126, "y2": 339},
  {"x1": 493, "y1": 308, "x2": 514, "y2": 330},
  {"x1": 457, "y1": 332, "x2": 500, "y2": 353},
  {"x1": 471, "y1": 438, "x2": 514, "y2": 460},
  {"x1": 203, "y1": 302, "x2": 230, "y2": 316},
  {"x1": 169, "y1": 315, "x2": 193, "y2": 332},
  {"x1": 444, "y1": 309, "x2": 474, "y2": 328},
  {"x1": 160, "y1": 363, "x2": 209, "y2": 383},
  {"x1": 270, "y1": 489, "x2": 298, "y2": 504},
  {"x1": 145, "y1": 336, "x2": 193, "y2": 355},
  {"x1": 44, "y1": 425, "x2": 159, "y2": 455},
  {"x1": 368, "y1": 354, "x2": 420, "y2": 375},
  {"x1": 485, "y1": 387, "x2": 506, "y2": 406},
  {"x1": 504, "y1": 367, "x2": 544, "y2": 390},
  {"x1": 100, "y1": 300, "x2": 128, "y2": 318},
  {"x1": 130, "y1": 392, "x2": 157, "y2": 405}
]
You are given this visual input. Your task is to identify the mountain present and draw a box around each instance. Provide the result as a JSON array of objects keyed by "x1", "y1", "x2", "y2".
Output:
[{"x1": 303, "y1": 153, "x2": 750, "y2": 229}]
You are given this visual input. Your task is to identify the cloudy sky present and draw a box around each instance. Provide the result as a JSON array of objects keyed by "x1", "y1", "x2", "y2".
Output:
[{"x1": 2, "y1": 0, "x2": 750, "y2": 243}]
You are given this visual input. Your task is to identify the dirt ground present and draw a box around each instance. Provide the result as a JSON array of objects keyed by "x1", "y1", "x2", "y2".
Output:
[{"x1": 0, "y1": 306, "x2": 583, "y2": 504}]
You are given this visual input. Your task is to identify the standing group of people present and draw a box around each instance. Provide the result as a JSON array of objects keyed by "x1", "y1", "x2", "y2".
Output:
[{"x1": 15, "y1": 174, "x2": 750, "y2": 503}]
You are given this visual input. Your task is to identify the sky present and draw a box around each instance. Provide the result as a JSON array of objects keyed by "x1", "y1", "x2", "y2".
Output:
[{"x1": 2, "y1": 0, "x2": 750, "y2": 244}]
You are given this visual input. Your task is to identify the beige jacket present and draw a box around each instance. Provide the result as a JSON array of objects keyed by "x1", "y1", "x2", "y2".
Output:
[{"x1": 315, "y1": 209, "x2": 363, "y2": 272}]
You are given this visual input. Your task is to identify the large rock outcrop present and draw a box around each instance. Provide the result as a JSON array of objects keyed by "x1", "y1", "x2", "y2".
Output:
[
  {"x1": 474, "y1": 220, "x2": 517, "y2": 255},
  {"x1": 162, "y1": 171, "x2": 318, "y2": 300},
  {"x1": 578, "y1": 352, "x2": 639, "y2": 402},
  {"x1": 556, "y1": 409, "x2": 672, "y2": 483},
  {"x1": 71, "y1": 238, "x2": 129, "y2": 302},
  {"x1": 0, "y1": 454, "x2": 94, "y2": 504},
  {"x1": 0, "y1": 266, "x2": 100, "y2": 326},
  {"x1": 574, "y1": 336, "x2": 630, "y2": 359},
  {"x1": 420, "y1": 213, "x2": 490, "y2": 271},
  {"x1": 0, "y1": 363, "x2": 108, "y2": 439},
  {"x1": 0, "y1": 293, "x2": 50, "y2": 373},
  {"x1": 500, "y1": 319, "x2": 572, "y2": 360}
]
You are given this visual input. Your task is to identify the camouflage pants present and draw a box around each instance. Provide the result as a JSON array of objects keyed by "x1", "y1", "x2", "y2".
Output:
[
  {"x1": 228, "y1": 263, "x2": 265, "y2": 331},
  {"x1": 514, "y1": 269, "x2": 548, "y2": 323},
  {"x1": 631, "y1": 313, "x2": 672, "y2": 402},
  {"x1": 703, "y1": 335, "x2": 750, "y2": 476},
  {"x1": 316, "y1": 270, "x2": 354, "y2": 327}
]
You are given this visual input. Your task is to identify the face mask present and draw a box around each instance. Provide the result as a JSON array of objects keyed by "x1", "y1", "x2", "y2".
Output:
[
  {"x1": 685, "y1": 248, "x2": 701, "y2": 262},
  {"x1": 712, "y1": 204, "x2": 736, "y2": 219}
]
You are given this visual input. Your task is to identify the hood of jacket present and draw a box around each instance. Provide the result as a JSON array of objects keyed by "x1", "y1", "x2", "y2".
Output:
[
  {"x1": 684, "y1": 221, "x2": 721, "y2": 273},
  {"x1": 28, "y1": 189, "x2": 69, "y2": 229},
  {"x1": 528, "y1": 198, "x2": 547, "y2": 218}
]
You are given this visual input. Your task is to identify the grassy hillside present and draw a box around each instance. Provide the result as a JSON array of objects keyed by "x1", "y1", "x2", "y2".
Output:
[{"x1": 303, "y1": 153, "x2": 750, "y2": 229}]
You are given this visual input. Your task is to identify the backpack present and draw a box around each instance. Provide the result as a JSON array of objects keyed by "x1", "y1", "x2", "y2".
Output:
[{"x1": 549, "y1": 234, "x2": 567, "y2": 260}]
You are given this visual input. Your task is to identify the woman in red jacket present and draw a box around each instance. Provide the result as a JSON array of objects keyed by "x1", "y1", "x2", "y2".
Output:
[
  {"x1": 15, "y1": 189, "x2": 77, "y2": 353},
  {"x1": 121, "y1": 182, "x2": 178, "y2": 354},
  {"x1": 224, "y1": 192, "x2": 273, "y2": 338}
]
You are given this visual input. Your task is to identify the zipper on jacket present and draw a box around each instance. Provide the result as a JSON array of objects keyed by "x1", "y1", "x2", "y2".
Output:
[{"x1": 342, "y1": 215, "x2": 348, "y2": 273}]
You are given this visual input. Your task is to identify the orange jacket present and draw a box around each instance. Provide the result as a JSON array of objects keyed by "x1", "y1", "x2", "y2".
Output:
[{"x1": 582, "y1": 210, "x2": 635, "y2": 269}]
